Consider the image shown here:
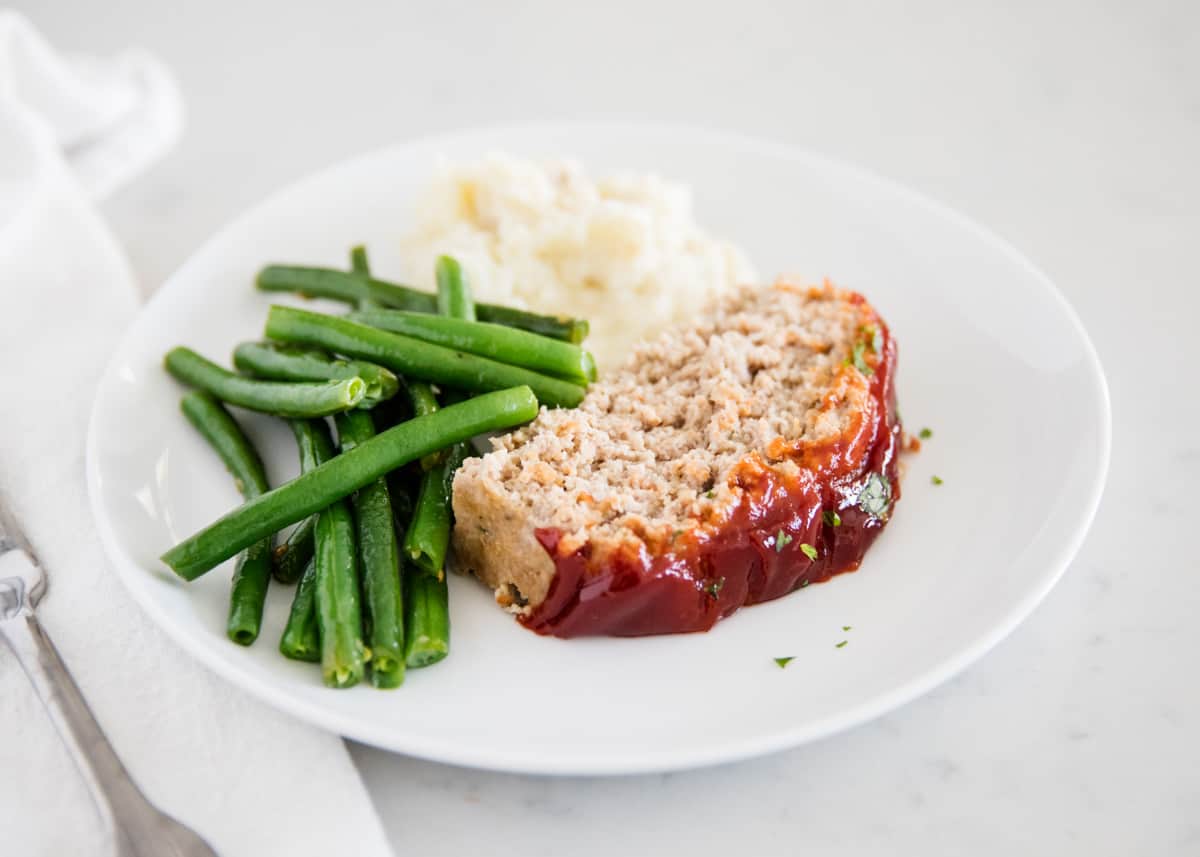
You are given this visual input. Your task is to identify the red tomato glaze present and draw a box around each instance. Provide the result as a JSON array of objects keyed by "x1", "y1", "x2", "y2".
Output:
[{"x1": 523, "y1": 319, "x2": 902, "y2": 638}]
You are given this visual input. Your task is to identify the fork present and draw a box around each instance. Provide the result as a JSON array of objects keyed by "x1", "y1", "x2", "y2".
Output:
[{"x1": 0, "y1": 500, "x2": 219, "y2": 857}]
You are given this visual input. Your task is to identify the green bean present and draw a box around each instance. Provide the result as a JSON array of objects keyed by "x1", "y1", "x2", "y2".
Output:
[
  {"x1": 406, "y1": 380, "x2": 440, "y2": 418},
  {"x1": 179, "y1": 391, "x2": 272, "y2": 645},
  {"x1": 256, "y1": 265, "x2": 589, "y2": 343},
  {"x1": 435, "y1": 255, "x2": 475, "y2": 322},
  {"x1": 404, "y1": 570, "x2": 449, "y2": 668},
  {"x1": 314, "y1": 496, "x2": 365, "y2": 687},
  {"x1": 349, "y1": 310, "x2": 596, "y2": 385},
  {"x1": 406, "y1": 466, "x2": 448, "y2": 579},
  {"x1": 226, "y1": 542, "x2": 272, "y2": 645},
  {"x1": 404, "y1": 380, "x2": 443, "y2": 471},
  {"x1": 350, "y1": 245, "x2": 370, "y2": 276},
  {"x1": 278, "y1": 559, "x2": 320, "y2": 662},
  {"x1": 291, "y1": 419, "x2": 366, "y2": 688},
  {"x1": 264, "y1": 306, "x2": 585, "y2": 408},
  {"x1": 180, "y1": 391, "x2": 270, "y2": 496},
  {"x1": 336, "y1": 410, "x2": 405, "y2": 688},
  {"x1": 475, "y1": 303, "x2": 589, "y2": 344},
  {"x1": 403, "y1": 260, "x2": 475, "y2": 662},
  {"x1": 166, "y1": 346, "x2": 365, "y2": 417},
  {"x1": 270, "y1": 516, "x2": 315, "y2": 584},
  {"x1": 161, "y1": 386, "x2": 540, "y2": 580},
  {"x1": 403, "y1": 443, "x2": 469, "y2": 579},
  {"x1": 349, "y1": 244, "x2": 382, "y2": 312},
  {"x1": 232, "y1": 341, "x2": 397, "y2": 407}
]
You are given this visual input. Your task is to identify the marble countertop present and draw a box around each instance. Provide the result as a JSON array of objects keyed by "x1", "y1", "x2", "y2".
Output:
[{"x1": 22, "y1": 0, "x2": 1199, "y2": 853}]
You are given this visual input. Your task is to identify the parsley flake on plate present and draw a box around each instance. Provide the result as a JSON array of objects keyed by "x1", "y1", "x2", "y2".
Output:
[{"x1": 774, "y1": 656, "x2": 795, "y2": 669}]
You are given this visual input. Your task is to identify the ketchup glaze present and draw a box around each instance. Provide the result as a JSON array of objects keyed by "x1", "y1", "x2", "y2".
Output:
[{"x1": 523, "y1": 314, "x2": 902, "y2": 638}]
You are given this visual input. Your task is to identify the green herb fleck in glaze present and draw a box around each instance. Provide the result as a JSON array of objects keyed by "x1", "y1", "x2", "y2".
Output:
[{"x1": 858, "y1": 472, "x2": 892, "y2": 519}]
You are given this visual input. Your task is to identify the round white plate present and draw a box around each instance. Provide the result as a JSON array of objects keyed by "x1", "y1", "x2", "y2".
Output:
[{"x1": 87, "y1": 122, "x2": 1110, "y2": 775}]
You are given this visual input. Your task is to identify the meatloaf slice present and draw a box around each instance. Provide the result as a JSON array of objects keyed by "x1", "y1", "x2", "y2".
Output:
[{"x1": 451, "y1": 278, "x2": 902, "y2": 637}]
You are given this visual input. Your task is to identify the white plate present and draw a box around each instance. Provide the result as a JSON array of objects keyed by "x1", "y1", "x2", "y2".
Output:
[{"x1": 87, "y1": 122, "x2": 1110, "y2": 775}]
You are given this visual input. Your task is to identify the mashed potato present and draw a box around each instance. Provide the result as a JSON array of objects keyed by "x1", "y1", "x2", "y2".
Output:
[{"x1": 400, "y1": 155, "x2": 755, "y2": 369}]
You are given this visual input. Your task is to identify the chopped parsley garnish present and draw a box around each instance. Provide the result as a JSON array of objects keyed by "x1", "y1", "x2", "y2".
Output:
[
  {"x1": 861, "y1": 324, "x2": 882, "y2": 353},
  {"x1": 800, "y1": 543, "x2": 818, "y2": 561},
  {"x1": 705, "y1": 577, "x2": 725, "y2": 598},
  {"x1": 918, "y1": 427, "x2": 933, "y2": 440},
  {"x1": 706, "y1": 489, "x2": 717, "y2": 499},
  {"x1": 842, "y1": 625, "x2": 852, "y2": 632},
  {"x1": 858, "y1": 472, "x2": 892, "y2": 519},
  {"x1": 673, "y1": 529, "x2": 684, "y2": 540},
  {"x1": 931, "y1": 475, "x2": 944, "y2": 485},
  {"x1": 823, "y1": 510, "x2": 841, "y2": 527},
  {"x1": 847, "y1": 341, "x2": 875, "y2": 375},
  {"x1": 835, "y1": 640, "x2": 848, "y2": 649},
  {"x1": 799, "y1": 579, "x2": 810, "y2": 588},
  {"x1": 774, "y1": 656, "x2": 795, "y2": 669},
  {"x1": 774, "y1": 531, "x2": 793, "y2": 552}
]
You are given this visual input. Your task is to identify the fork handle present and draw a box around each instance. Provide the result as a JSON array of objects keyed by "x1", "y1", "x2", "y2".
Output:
[{"x1": 0, "y1": 605, "x2": 200, "y2": 855}]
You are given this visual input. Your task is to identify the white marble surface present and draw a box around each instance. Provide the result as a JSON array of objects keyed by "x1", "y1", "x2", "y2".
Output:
[{"x1": 19, "y1": 1, "x2": 1199, "y2": 853}]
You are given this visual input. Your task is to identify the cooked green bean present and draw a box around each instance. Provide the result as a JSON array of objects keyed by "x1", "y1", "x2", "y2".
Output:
[
  {"x1": 406, "y1": 466, "x2": 448, "y2": 579},
  {"x1": 435, "y1": 255, "x2": 475, "y2": 322},
  {"x1": 336, "y1": 410, "x2": 405, "y2": 688},
  {"x1": 227, "y1": 543, "x2": 272, "y2": 645},
  {"x1": 404, "y1": 569, "x2": 449, "y2": 668},
  {"x1": 278, "y1": 559, "x2": 319, "y2": 662},
  {"x1": 404, "y1": 380, "x2": 443, "y2": 470},
  {"x1": 475, "y1": 303, "x2": 589, "y2": 344},
  {"x1": 181, "y1": 390, "x2": 270, "y2": 496},
  {"x1": 406, "y1": 380, "x2": 440, "y2": 418},
  {"x1": 232, "y1": 341, "x2": 397, "y2": 407},
  {"x1": 270, "y1": 516, "x2": 315, "y2": 584},
  {"x1": 264, "y1": 306, "x2": 585, "y2": 408},
  {"x1": 179, "y1": 391, "x2": 272, "y2": 645},
  {"x1": 350, "y1": 244, "x2": 381, "y2": 312},
  {"x1": 161, "y1": 386, "x2": 540, "y2": 580},
  {"x1": 349, "y1": 310, "x2": 596, "y2": 385},
  {"x1": 403, "y1": 443, "x2": 469, "y2": 579},
  {"x1": 403, "y1": 259, "x2": 474, "y2": 637},
  {"x1": 315, "y1": 495, "x2": 365, "y2": 687},
  {"x1": 166, "y1": 346, "x2": 365, "y2": 417},
  {"x1": 256, "y1": 265, "x2": 589, "y2": 343},
  {"x1": 292, "y1": 419, "x2": 366, "y2": 688}
]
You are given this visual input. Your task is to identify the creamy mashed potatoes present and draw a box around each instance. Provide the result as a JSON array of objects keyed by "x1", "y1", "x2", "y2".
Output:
[{"x1": 400, "y1": 155, "x2": 755, "y2": 369}]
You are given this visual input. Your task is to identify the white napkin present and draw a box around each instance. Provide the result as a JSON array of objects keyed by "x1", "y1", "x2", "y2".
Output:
[{"x1": 0, "y1": 13, "x2": 392, "y2": 857}]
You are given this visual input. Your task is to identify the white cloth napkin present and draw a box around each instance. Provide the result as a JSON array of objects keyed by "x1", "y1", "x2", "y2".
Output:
[{"x1": 0, "y1": 13, "x2": 392, "y2": 857}]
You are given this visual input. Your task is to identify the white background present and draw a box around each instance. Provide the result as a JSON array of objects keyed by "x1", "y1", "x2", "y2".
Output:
[{"x1": 19, "y1": 1, "x2": 1199, "y2": 854}]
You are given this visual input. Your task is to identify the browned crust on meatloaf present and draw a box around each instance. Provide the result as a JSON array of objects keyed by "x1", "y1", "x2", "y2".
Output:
[{"x1": 451, "y1": 278, "x2": 890, "y2": 615}]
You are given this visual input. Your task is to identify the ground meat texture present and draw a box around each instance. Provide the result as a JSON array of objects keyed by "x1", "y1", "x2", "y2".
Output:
[{"x1": 451, "y1": 278, "x2": 903, "y2": 637}]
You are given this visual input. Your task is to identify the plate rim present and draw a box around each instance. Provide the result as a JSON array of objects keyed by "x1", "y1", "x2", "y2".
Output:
[{"x1": 86, "y1": 119, "x2": 1112, "y2": 775}]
